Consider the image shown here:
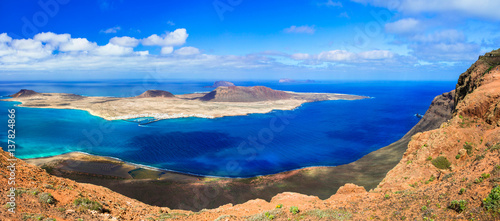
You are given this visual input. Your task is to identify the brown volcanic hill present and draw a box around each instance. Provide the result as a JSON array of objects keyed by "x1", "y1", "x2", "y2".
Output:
[
  {"x1": 200, "y1": 86, "x2": 292, "y2": 102},
  {"x1": 136, "y1": 90, "x2": 175, "y2": 98},
  {"x1": 10, "y1": 89, "x2": 39, "y2": 98},
  {"x1": 205, "y1": 81, "x2": 236, "y2": 88}
]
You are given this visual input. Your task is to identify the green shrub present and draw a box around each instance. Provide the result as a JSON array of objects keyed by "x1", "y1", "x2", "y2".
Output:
[
  {"x1": 459, "y1": 188, "x2": 466, "y2": 195},
  {"x1": 38, "y1": 193, "x2": 55, "y2": 204},
  {"x1": 463, "y1": 143, "x2": 473, "y2": 155},
  {"x1": 429, "y1": 175, "x2": 435, "y2": 182},
  {"x1": 289, "y1": 206, "x2": 299, "y2": 214},
  {"x1": 421, "y1": 206, "x2": 427, "y2": 211},
  {"x1": 264, "y1": 211, "x2": 275, "y2": 220},
  {"x1": 276, "y1": 204, "x2": 282, "y2": 209},
  {"x1": 483, "y1": 186, "x2": 500, "y2": 213},
  {"x1": 432, "y1": 156, "x2": 451, "y2": 169},
  {"x1": 455, "y1": 154, "x2": 461, "y2": 159},
  {"x1": 73, "y1": 198, "x2": 102, "y2": 212},
  {"x1": 449, "y1": 200, "x2": 467, "y2": 213},
  {"x1": 481, "y1": 173, "x2": 490, "y2": 179},
  {"x1": 426, "y1": 156, "x2": 433, "y2": 161},
  {"x1": 385, "y1": 194, "x2": 390, "y2": 199}
]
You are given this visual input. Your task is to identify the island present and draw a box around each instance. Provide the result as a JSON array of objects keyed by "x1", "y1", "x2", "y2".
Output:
[
  {"x1": 204, "y1": 80, "x2": 236, "y2": 88},
  {"x1": 4, "y1": 86, "x2": 367, "y2": 121}
]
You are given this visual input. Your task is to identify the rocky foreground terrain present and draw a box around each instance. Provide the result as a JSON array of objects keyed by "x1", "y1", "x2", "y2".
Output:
[{"x1": 1, "y1": 50, "x2": 500, "y2": 220}]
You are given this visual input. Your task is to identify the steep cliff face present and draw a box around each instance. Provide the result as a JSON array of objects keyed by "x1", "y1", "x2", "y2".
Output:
[{"x1": 200, "y1": 86, "x2": 292, "y2": 102}]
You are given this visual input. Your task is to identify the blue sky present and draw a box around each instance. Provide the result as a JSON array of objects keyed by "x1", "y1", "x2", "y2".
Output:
[{"x1": 0, "y1": 0, "x2": 499, "y2": 81}]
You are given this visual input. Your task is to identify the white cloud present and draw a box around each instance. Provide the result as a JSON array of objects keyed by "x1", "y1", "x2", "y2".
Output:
[
  {"x1": 291, "y1": 53, "x2": 311, "y2": 60},
  {"x1": 292, "y1": 50, "x2": 394, "y2": 62},
  {"x1": 351, "y1": 0, "x2": 500, "y2": 20},
  {"x1": 160, "y1": 46, "x2": 173, "y2": 54},
  {"x1": 358, "y1": 50, "x2": 394, "y2": 59},
  {"x1": 167, "y1": 21, "x2": 175, "y2": 26},
  {"x1": 385, "y1": 18, "x2": 421, "y2": 34},
  {"x1": 174, "y1": 46, "x2": 200, "y2": 56},
  {"x1": 0, "y1": 33, "x2": 12, "y2": 43},
  {"x1": 93, "y1": 43, "x2": 134, "y2": 56},
  {"x1": 34, "y1": 32, "x2": 70, "y2": 44},
  {"x1": 318, "y1": 50, "x2": 355, "y2": 61},
  {"x1": 410, "y1": 42, "x2": 480, "y2": 61},
  {"x1": 101, "y1": 26, "x2": 121, "y2": 34},
  {"x1": 11, "y1": 39, "x2": 43, "y2": 51},
  {"x1": 142, "y1": 29, "x2": 188, "y2": 47},
  {"x1": 59, "y1": 38, "x2": 97, "y2": 52},
  {"x1": 109, "y1": 36, "x2": 140, "y2": 47},
  {"x1": 283, "y1": 25, "x2": 316, "y2": 34}
]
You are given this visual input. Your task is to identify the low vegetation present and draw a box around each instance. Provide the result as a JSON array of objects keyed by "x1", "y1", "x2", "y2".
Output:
[
  {"x1": 73, "y1": 198, "x2": 103, "y2": 212},
  {"x1": 483, "y1": 186, "x2": 500, "y2": 214},
  {"x1": 448, "y1": 200, "x2": 467, "y2": 213},
  {"x1": 38, "y1": 193, "x2": 56, "y2": 204},
  {"x1": 431, "y1": 156, "x2": 451, "y2": 169},
  {"x1": 463, "y1": 142, "x2": 473, "y2": 155},
  {"x1": 289, "y1": 206, "x2": 299, "y2": 214}
]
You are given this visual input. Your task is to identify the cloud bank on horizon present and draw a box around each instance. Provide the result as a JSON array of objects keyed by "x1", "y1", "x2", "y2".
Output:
[{"x1": 0, "y1": 0, "x2": 499, "y2": 80}]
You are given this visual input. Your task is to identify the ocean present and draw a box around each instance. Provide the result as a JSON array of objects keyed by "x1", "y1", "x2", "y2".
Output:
[{"x1": 0, "y1": 80, "x2": 456, "y2": 177}]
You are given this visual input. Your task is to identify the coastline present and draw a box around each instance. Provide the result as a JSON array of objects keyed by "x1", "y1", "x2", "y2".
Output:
[
  {"x1": 3, "y1": 90, "x2": 368, "y2": 121},
  {"x1": 22, "y1": 90, "x2": 454, "y2": 210}
]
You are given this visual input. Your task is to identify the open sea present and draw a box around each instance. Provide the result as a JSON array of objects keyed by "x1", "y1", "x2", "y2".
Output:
[{"x1": 0, "y1": 80, "x2": 456, "y2": 177}]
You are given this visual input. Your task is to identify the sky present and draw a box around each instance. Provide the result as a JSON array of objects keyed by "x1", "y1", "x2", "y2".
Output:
[{"x1": 0, "y1": 0, "x2": 499, "y2": 81}]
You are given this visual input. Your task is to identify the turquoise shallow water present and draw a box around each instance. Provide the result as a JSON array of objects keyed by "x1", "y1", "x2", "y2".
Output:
[{"x1": 0, "y1": 80, "x2": 456, "y2": 177}]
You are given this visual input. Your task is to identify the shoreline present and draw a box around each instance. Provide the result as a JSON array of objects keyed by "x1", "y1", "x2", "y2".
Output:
[
  {"x1": 19, "y1": 90, "x2": 455, "y2": 210},
  {"x1": 2, "y1": 89, "x2": 368, "y2": 121},
  {"x1": 24, "y1": 150, "x2": 361, "y2": 179}
]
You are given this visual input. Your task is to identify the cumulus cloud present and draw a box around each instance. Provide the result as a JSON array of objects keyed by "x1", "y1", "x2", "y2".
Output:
[
  {"x1": 174, "y1": 46, "x2": 200, "y2": 56},
  {"x1": 34, "y1": 32, "x2": 71, "y2": 46},
  {"x1": 0, "y1": 33, "x2": 12, "y2": 43},
  {"x1": 160, "y1": 46, "x2": 173, "y2": 55},
  {"x1": 109, "y1": 36, "x2": 140, "y2": 47},
  {"x1": 284, "y1": 25, "x2": 316, "y2": 34},
  {"x1": 350, "y1": 0, "x2": 500, "y2": 20},
  {"x1": 59, "y1": 38, "x2": 97, "y2": 52},
  {"x1": 93, "y1": 43, "x2": 134, "y2": 56},
  {"x1": 0, "y1": 32, "x2": 274, "y2": 75},
  {"x1": 101, "y1": 26, "x2": 121, "y2": 34},
  {"x1": 385, "y1": 18, "x2": 421, "y2": 34},
  {"x1": 142, "y1": 29, "x2": 188, "y2": 47}
]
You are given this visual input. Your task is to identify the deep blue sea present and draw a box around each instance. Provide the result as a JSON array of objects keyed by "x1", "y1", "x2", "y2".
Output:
[{"x1": 0, "y1": 80, "x2": 456, "y2": 177}]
